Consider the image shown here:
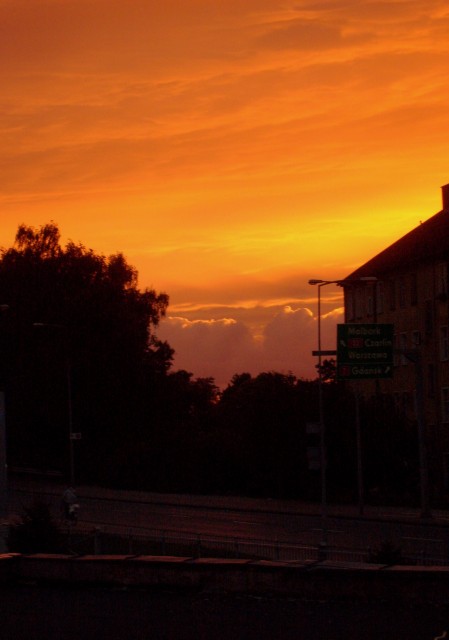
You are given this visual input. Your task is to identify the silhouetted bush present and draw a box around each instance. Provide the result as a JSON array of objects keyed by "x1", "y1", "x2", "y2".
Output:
[
  {"x1": 369, "y1": 539, "x2": 411, "y2": 566},
  {"x1": 8, "y1": 500, "x2": 62, "y2": 553}
]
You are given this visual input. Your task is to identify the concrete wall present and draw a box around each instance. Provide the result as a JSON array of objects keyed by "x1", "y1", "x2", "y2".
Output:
[{"x1": 2, "y1": 553, "x2": 449, "y2": 602}]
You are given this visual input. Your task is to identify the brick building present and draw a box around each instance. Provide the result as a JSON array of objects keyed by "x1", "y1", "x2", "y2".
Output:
[{"x1": 342, "y1": 184, "x2": 449, "y2": 496}]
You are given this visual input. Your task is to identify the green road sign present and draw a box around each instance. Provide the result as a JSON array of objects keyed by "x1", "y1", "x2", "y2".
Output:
[{"x1": 337, "y1": 323, "x2": 394, "y2": 379}]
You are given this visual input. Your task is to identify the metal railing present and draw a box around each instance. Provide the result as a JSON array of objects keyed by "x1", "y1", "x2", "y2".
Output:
[
  {"x1": 10, "y1": 483, "x2": 449, "y2": 566},
  {"x1": 59, "y1": 521, "x2": 449, "y2": 566}
]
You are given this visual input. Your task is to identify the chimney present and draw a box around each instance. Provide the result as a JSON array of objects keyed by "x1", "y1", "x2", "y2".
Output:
[{"x1": 442, "y1": 184, "x2": 449, "y2": 210}]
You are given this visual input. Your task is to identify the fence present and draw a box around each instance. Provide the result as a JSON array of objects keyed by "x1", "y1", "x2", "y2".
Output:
[
  {"x1": 10, "y1": 483, "x2": 449, "y2": 566},
  {"x1": 61, "y1": 521, "x2": 449, "y2": 566}
]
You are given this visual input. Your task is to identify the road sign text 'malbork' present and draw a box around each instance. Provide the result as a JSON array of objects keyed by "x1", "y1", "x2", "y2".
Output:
[{"x1": 337, "y1": 323, "x2": 394, "y2": 379}]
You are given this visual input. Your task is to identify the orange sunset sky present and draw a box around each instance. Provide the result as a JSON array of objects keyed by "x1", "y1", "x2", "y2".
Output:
[{"x1": 2, "y1": 0, "x2": 449, "y2": 387}]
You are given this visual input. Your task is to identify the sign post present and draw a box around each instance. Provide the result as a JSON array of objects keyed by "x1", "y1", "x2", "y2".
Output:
[
  {"x1": 337, "y1": 323, "x2": 394, "y2": 380},
  {"x1": 337, "y1": 323, "x2": 394, "y2": 516}
]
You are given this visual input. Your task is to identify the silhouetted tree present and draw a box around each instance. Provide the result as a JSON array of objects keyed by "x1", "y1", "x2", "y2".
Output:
[
  {"x1": 0, "y1": 222, "x2": 171, "y2": 483},
  {"x1": 7, "y1": 500, "x2": 62, "y2": 553},
  {"x1": 315, "y1": 358, "x2": 336, "y2": 382},
  {"x1": 0, "y1": 224, "x2": 421, "y2": 505},
  {"x1": 217, "y1": 372, "x2": 306, "y2": 497},
  {"x1": 361, "y1": 394, "x2": 419, "y2": 505}
]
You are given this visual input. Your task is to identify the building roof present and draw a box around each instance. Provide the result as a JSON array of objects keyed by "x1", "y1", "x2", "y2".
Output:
[{"x1": 344, "y1": 201, "x2": 449, "y2": 281}]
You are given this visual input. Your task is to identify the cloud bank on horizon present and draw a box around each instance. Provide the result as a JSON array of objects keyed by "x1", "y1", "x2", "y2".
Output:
[{"x1": 158, "y1": 303, "x2": 344, "y2": 388}]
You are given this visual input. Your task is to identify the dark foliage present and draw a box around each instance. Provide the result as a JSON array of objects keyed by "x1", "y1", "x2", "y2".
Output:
[
  {"x1": 0, "y1": 222, "x2": 421, "y2": 506},
  {"x1": 369, "y1": 539, "x2": 409, "y2": 565},
  {"x1": 361, "y1": 394, "x2": 419, "y2": 506},
  {"x1": 8, "y1": 500, "x2": 62, "y2": 553},
  {"x1": 0, "y1": 222, "x2": 171, "y2": 484}
]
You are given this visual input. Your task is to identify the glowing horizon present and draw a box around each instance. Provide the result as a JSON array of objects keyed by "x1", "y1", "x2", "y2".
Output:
[{"x1": 2, "y1": 0, "x2": 449, "y2": 386}]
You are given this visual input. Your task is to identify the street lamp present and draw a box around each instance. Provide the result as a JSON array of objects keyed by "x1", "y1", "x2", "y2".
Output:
[
  {"x1": 339, "y1": 276, "x2": 377, "y2": 516},
  {"x1": 308, "y1": 279, "x2": 342, "y2": 548},
  {"x1": 308, "y1": 277, "x2": 377, "y2": 543},
  {"x1": 0, "y1": 304, "x2": 10, "y2": 550},
  {"x1": 33, "y1": 323, "x2": 75, "y2": 487}
]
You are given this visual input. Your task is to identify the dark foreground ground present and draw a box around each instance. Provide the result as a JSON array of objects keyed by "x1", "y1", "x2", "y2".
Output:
[{"x1": 2, "y1": 584, "x2": 449, "y2": 640}]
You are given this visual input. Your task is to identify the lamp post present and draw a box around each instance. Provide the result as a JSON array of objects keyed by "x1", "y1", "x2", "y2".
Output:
[
  {"x1": 309, "y1": 277, "x2": 377, "y2": 541},
  {"x1": 308, "y1": 279, "x2": 342, "y2": 548},
  {"x1": 33, "y1": 323, "x2": 75, "y2": 487},
  {"x1": 343, "y1": 277, "x2": 377, "y2": 516},
  {"x1": 0, "y1": 305, "x2": 10, "y2": 545},
  {"x1": 403, "y1": 349, "x2": 430, "y2": 518}
]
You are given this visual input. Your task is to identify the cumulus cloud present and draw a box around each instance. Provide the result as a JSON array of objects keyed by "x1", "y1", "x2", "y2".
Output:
[
  {"x1": 262, "y1": 305, "x2": 343, "y2": 375},
  {"x1": 263, "y1": 306, "x2": 317, "y2": 371},
  {"x1": 157, "y1": 304, "x2": 344, "y2": 389},
  {"x1": 157, "y1": 316, "x2": 262, "y2": 387}
]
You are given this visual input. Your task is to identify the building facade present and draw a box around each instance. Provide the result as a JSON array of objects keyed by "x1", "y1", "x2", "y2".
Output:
[{"x1": 342, "y1": 185, "x2": 449, "y2": 496}]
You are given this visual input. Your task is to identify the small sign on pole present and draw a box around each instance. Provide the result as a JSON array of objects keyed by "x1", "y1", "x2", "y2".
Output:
[
  {"x1": 306, "y1": 422, "x2": 321, "y2": 435},
  {"x1": 307, "y1": 446, "x2": 321, "y2": 470}
]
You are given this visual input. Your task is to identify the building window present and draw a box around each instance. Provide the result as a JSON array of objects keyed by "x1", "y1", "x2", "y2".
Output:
[
  {"x1": 393, "y1": 334, "x2": 399, "y2": 367},
  {"x1": 410, "y1": 273, "x2": 418, "y2": 306},
  {"x1": 399, "y1": 277, "x2": 407, "y2": 308},
  {"x1": 367, "y1": 294, "x2": 373, "y2": 317},
  {"x1": 389, "y1": 280, "x2": 396, "y2": 311},
  {"x1": 376, "y1": 281, "x2": 384, "y2": 315},
  {"x1": 440, "y1": 326, "x2": 449, "y2": 361},
  {"x1": 425, "y1": 300, "x2": 433, "y2": 334},
  {"x1": 437, "y1": 263, "x2": 449, "y2": 297},
  {"x1": 355, "y1": 289, "x2": 363, "y2": 319},
  {"x1": 400, "y1": 333, "x2": 408, "y2": 365},
  {"x1": 401, "y1": 392, "x2": 411, "y2": 412},
  {"x1": 346, "y1": 291, "x2": 355, "y2": 321},
  {"x1": 428, "y1": 364, "x2": 435, "y2": 398},
  {"x1": 444, "y1": 452, "x2": 449, "y2": 491},
  {"x1": 442, "y1": 388, "x2": 449, "y2": 423}
]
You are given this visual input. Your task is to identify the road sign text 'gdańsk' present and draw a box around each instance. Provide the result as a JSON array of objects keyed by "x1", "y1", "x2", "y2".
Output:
[{"x1": 337, "y1": 323, "x2": 394, "y2": 380}]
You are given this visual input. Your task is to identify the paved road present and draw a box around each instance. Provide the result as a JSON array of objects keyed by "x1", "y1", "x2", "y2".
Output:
[{"x1": 7, "y1": 476, "x2": 449, "y2": 561}]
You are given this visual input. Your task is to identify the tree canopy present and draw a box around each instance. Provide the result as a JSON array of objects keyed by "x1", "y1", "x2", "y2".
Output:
[
  {"x1": 0, "y1": 222, "x2": 420, "y2": 507},
  {"x1": 0, "y1": 222, "x2": 172, "y2": 480}
]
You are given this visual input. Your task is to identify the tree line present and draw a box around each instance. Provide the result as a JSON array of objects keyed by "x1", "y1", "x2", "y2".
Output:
[{"x1": 0, "y1": 223, "x2": 420, "y2": 506}]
